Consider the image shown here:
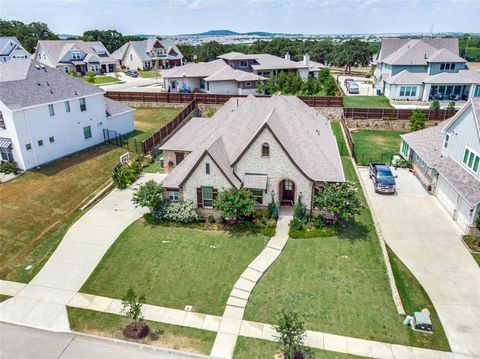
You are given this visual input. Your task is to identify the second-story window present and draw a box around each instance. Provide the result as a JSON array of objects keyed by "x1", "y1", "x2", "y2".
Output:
[
  {"x1": 79, "y1": 98, "x2": 86, "y2": 112},
  {"x1": 48, "y1": 104, "x2": 55, "y2": 116},
  {"x1": 463, "y1": 147, "x2": 480, "y2": 173},
  {"x1": 206, "y1": 162, "x2": 210, "y2": 174},
  {"x1": 72, "y1": 51, "x2": 81, "y2": 60},
  {"x1": 262, "y1": 143, "x2": 270, "y2": 157},
  {"x1": 0, "y1": 111, "x2": 5, "y2": 129},
  {"x1": 65, "y1": 101, "x2": 71, "y2": 113},
  {"x1": 240, "y1": 60, "x2": 248, "y2": 67}
]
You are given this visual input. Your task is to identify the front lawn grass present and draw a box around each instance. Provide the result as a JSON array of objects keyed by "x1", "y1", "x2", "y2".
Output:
[
  {"x1": 81, "y1": 222, "x2": 268, "y2": 315},
  {"x1": 387, "y1": 247, "x2": 450, "y2": 350},
  {"x1": 244, "y1": 157, "x2": 449, "y2": 350},
  {"x1": 0, "y1": 295, "x2": 11, "y2": 303},
  {"x1": 351, "y1": 129, "x2": 405, "y2": 165},
  {"x1": 80, "y1": 75, "x2": 120, "y2": 85},
  {"x1": 343, "y1": 95, "x2": 393, "y2": 109},
  {"x1": 138, "y1": 70, "x2": 161, "y2": 78},
  {"x1": 234, "y1": 337, "x2": 367, "y2": 359},
  {"x1": 0, "y1": 144, "x2": 125, "y2": 283},
  {"x1": 67, "y1": 307, "x2": 215, "y2": 355}
]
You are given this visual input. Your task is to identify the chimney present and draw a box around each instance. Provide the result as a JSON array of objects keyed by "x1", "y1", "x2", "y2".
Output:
[
  {"x1": 303, "y1": 53, "x2": 310, "y2": 66},
  {"x1": 285, "y1": 52, "x2": 291, "y2": 61}
]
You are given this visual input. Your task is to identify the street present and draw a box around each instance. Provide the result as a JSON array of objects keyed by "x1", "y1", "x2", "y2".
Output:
[{"x1": 0, "y1": 322, "x2": 212, "y2": 359}]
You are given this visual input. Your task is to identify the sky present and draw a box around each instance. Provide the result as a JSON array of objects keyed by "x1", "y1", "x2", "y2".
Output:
[{"x1": 1, "y1": 0, "x2": 479, "y2": 36}]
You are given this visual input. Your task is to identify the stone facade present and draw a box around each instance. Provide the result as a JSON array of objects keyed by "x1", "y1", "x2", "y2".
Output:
[
  {"x1": 182, "y1": 154, "x2": 233, "y2": 205},
  {"x1": 235, "y1": 127, "x2": 314, "y2": 208},
  {"x1": 346, "y1": 118, "x2": 442, "y2": 131}
]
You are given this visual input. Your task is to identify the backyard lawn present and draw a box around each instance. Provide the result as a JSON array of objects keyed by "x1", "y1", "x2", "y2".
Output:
[
  {"x1": 343, "y1": 95, "x2": 393, "y2": 109},
  {"x1": 0, "y1": 144, "x2": 125, "y2": 283},
  {"x1": 243, "y1": 157, "x2": 450, "y2": 351},
  {"x1": 234, "y1": 337, "x2": 367, "y2": 359},
  {"x1": 81, "y1": 223, "x2": 268, "y2": 315},
  {"x1": 351, "y1": 128, "x2": 405, "y2": 165},
  {"x1": 129, "y1": 107, "x2": 181, "y2": 143},
  {"x1": 68, "y1": 307, "x2": 215, "y2": 355}
]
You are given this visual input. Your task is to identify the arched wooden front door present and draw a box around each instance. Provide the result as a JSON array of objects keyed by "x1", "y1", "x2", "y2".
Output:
[{"x1": 279, "y1": 179, "x2": 295, "y2": 206}]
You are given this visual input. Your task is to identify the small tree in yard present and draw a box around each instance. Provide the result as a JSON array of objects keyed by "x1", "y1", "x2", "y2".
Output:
[
  {"x1": 409, "y1": 109, "x2": 426, "y2": 131},
  {"x1": 85, "y1": 71, "x2": 95, "y2": 84},
  {"x1": 430, "y1": 99, "x2": 441, "y2": 110},
  {"x1": 293, "y1": 193, "x2": 307, "y2": 222},
  {"x1": 268, "y1": 192, "x2": 279, "y2": 220},
  {"x1": 121, "y1": 287, "x2": 148, "y2": 339},
  {"x1": 274, "y1": 310, "x2": 310, "y2": 359},
  {"x1": 132, "y1": 180, "x2": 164, "y2": 213},
  {"x1": 214, "y1": 188, "x2": 256, "y2": 222},
  {"x1": 314, "y1": 182, "x2": 363, "y2": 224}
]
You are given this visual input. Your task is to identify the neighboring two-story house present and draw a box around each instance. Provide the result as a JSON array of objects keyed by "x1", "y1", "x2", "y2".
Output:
[
  {"x1": 0, "y1": 59, "x2": 134, "y2": 170},
  {"x1": 34, "y1": 40, "x2": 119, "y2": 76},
  {"x1": 400, "y1": 98, "x2": 480, "y2": 233},
  {"x1": 374, "y1": 38, "x2": 480, "y2": 102},
  {"x1": 160, "y1": 95, "x2": 344, "y2": 214},
  {"x1": 162, "y1": 52, "x2": 317, "y2": 94},
  {"x1": 0, "y1": 37, "x2": 31, "y2": 63},
  {"x1": 111, "y1": 38, "x2": 183, "y2": 70}
]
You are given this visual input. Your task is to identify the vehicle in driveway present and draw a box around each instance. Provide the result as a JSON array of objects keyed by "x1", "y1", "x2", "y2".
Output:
[
  {"x1": 346, "y1": 81, "x2": 360, "y2": 94},
  {"x1": 369, "y1": 163, "x2": 396, "y2": 194},
  {"x1": 125, "y1": 70, "x2": 138, "y2": 77}
]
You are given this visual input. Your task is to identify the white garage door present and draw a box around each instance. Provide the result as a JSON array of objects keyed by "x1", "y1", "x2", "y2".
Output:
[{"x1": 436, "y1": 175, "x2": 471, "y2": 231}]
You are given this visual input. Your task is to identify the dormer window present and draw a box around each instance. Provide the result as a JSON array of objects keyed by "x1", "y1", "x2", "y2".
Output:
[
  {"x1": 72, "y1": 51, "x2": 81, "y2": 60},
  {"x1": 262, "y1": 143, "x2": 270, "y2": 157},
  {"x1": 240, "y1": 60, "x2": 248, "y2": 67}
]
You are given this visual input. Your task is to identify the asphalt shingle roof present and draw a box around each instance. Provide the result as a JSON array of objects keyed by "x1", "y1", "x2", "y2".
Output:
[
  {"x1": 162, "y1": 59, "x2": 227, "y2": 78},
  {"x1": 0, "y1": 59, "x2": 103, "y2": 111},
  {"x1": 36, "y1": 40, "x2": 117, "y2": 66},
  {"x1": 112, "y1": 39, "x2": 183, "y2": 62},
  {"x1": 385, "y1": 70, "x2": 427, "y2": 85},
  {"x1": 378, "y1": 38, "x2": 459, "y2": 64},
  {"x1": 161, "y1": 95, "x2": 345, "y2": 188},
  {"x1": 105, "y1": 97, "x2": 133, "y2": 117}
]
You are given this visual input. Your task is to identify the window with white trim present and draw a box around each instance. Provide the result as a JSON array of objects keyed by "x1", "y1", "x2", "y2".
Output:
[
  {"x1": 463, "y1": 147, "x2": 480, "y2": 173},
  {"x1": 168, "y1": 190, "x2": 179, "y2": 201},
  {"x1": 443, "y1": 134, "x2": 450, "y2": 149},
  {"x1": 48, "y1": 104, "x2": 55, "y2": 116},
  {"x1": 401, "y1": 141, "x2": 410, "y2": 157},
  {"x1": 240, "y1": 60, "x2": 248, "y2": 67},
  {"x1": 72, "y1": 51, "x2": 81, "y2": 60},
  {"x1": 399, "y1": 86, "x2": 417, "y2": 97}
]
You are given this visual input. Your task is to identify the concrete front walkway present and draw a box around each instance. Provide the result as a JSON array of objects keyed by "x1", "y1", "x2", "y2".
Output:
[
  {"x1": 0, "y1": 173, "x2": 166, "y2": 331},
  {"x1": 358, "y1": 167, "x2": 480, "y2": 358},
  {"x1": 210, "y1": 212, "x2": 292, "y2": 359}
]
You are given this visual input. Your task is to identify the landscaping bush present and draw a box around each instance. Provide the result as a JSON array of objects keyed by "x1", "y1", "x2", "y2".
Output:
[
  {"x1": 289, "y1": 218, "x2": 304, "y2": 231},
  {"x1": 85, "y1": 71, "x2": 96, "y2": 84},
  {"x1": 112, "y1": 156, "x2": 143, "y2": 189},
  {"x1": 293, "y1": 194, "x2": 307, "y2": 222},
  {"x1": 409, "y1": 109, "x2": 426, "y2": 131},
  {"x1": 395, "y1": 158, "x2": 412, "y2": 169},
  {"x1": 430, "y1": 99, "x2": 440, "y2": 110},
  {"x1": 289, "y1": 224, "x2": 336, "y2": 239},
  {"x1": 447, "y1": 100, "x2": 456, "y2": 110},
  {"x1": 154, "y1": 200, "x2": 198, "y2": 224},
  {"x1": 0, "y1": 161, "x2": 18, "y2": 174},
  {"x1": 132, "y1": 180, "x2": 164, "y2": 213},
  {"x1": 214, "y1": 188, "x2": 256, "y2": 221},
  {"x1": 253, "y1": 208, "x2": 270, "y2": 222},
  {"x1": 268, "y1": 197, "x2": 279, "y2": 220}
]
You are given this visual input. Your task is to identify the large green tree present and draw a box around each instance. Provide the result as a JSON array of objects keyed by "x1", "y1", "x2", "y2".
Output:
[
  {"x1": 0, "y1": 19, "x2": 58, "y2": 53},
  {"x1": 82, "y1": 29, "x2": 144, "y2": 53},
  {"x1": 329, "y1": 39, "x2": 372, "y2": 73}
]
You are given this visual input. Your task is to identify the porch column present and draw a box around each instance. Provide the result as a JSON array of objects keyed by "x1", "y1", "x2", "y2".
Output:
[
  {"x1": 422, "y1": 84, "x2": 431, "y2": 102},
  {"x1": 468, "y1": 84, "x2": 475, "y2": 99}
]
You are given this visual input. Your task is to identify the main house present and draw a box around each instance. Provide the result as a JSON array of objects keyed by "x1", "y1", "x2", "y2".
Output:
[
  {"x1": 160, "y1": 95, "x2": 345, "y2": 213},
  {"x1": 374, "y1": 38, "x2": 480, "y2": 102},
  {"x1": 0, "y1": 37, "x2": 30, "y2": 63},
  {"x1": 34, "y1": 40, "x2": 119, "y2": 76},
  {"x1": 162, "y1": 52, "x2": 316, "y2": 94},
  {"x1": 0, "y1": 59, "x2": 134, "y2": 170},
  {"x1": 111, "y1": 38, "x2": 183, "y2": 70},
  {"x1": 400, "y1": 98, "x2": 480, "y2": 233}
]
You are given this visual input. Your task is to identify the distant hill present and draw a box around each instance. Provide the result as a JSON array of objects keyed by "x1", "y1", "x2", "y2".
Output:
[
  {"x1": 183, "y1": 29, "x2": 303, "y2": 37},
  {"x1": 58, "y1": 34, "x2": 78, "y2": 39}
]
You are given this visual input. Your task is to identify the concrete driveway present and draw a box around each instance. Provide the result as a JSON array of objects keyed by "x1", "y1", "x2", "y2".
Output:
[
  {"x1": 358, "y1": 167, "x2": 480, "y2": 358},
  {"x1": 0, "y1": 173, "x2": 166, "y2": 331}
]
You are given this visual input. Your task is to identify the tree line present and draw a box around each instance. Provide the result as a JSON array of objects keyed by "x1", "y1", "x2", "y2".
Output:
[{"x1": 178, "y1": 38, "x2": 378, "y2": 72}]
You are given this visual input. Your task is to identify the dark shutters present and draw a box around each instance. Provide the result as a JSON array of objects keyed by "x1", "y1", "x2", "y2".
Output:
[{"x1": 197, "y1": 188, "x2": 203, "y2": 208}]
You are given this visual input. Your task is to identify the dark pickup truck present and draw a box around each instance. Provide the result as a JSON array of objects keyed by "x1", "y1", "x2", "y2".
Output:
[{"x1": 369, "y1": 163, "x2": 396, "y2": 194}]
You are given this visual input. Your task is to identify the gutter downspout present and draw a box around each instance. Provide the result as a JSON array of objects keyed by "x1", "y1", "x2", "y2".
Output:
[{"x1": 23, "y1": 109, "x2": 39, "y2": 168}]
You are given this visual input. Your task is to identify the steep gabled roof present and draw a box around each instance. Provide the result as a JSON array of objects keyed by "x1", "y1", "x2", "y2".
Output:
[
  {"x1": 112, "y1": 39, "x2": 183, "y2": 62},
  {"x1": 0, "y1": 37, "x2": 29, "y2": 56},
  {"x1": 36, "y1": 40, "x2": 117, "y2": 66},
  {"x1": 161, "y1": 95, "x2": 345, "y2": 188},
  {"x1": 0, "y1": 59, "x2": 103, "y2": 111},
  {"x1": 427, "y1": 48, "x2": 466, "y2": 63}
]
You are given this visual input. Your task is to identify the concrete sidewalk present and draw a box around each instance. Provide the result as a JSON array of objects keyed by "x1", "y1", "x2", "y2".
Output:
[
  {"x1": 0, "y1": 173, "x2": 166, "y2": 331},
  {"x1": 358, "y1": 167, "x2": 480, "y2": 357}
]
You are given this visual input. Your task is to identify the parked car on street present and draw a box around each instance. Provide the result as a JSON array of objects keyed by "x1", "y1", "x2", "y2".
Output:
[
  {"x1": 369, "y1": 163, "x2": 396, "y2": 194},
  {"x1": 125, "y1": 70, "x2": 138, "y2": 77}
]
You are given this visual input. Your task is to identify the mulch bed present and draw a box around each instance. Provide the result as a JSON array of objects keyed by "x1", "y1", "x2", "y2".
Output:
[{"x1": 123, "y1": 322, "x2": 150, "y2": 339}]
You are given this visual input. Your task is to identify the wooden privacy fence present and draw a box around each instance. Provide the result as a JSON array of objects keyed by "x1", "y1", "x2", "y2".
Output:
[
  {"x1": 105, "y1": 91, "x2": 342, "y2": 107},
  {"x1": 141, "y1": 99, "x2": 198, "y2": 155},
  {"x1": 340, "y1": 116, "x2": 355, "y2": 158},
  {"x1": 343, "y1": 107, "x2": 457, "y2": 121}
]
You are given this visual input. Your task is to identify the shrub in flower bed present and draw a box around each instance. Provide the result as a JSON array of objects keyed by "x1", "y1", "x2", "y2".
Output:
[
  {"x1": 154, "y1": 200, "x2": 198, "y2": 223},
  {"x1": 288, "y1": 215, "x2": 336, "y2": 239},
  {"x1": 0, "y1": 161, "x2": 18, "y2": 174}
]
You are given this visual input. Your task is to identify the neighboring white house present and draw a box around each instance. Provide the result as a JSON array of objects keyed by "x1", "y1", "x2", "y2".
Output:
[
  {"x1": 374, "y1": 38, "x2": 480, "y2": 102},
  {"x1": 400, "y1": 98, "x2": 480, "y2": 233},
  {"x1": 111, "y1": 38, "x2": 183, "y2": 70},
  {"x1": 0, "y1": 37, "x2": 30, "y2": 63},
  {"x1": 162, "y1": 59, "x2": 266, "y2": 94},
  {"x1": 160, "y1": 95, "x2": 345, "y2": 214},
  {"x1": 0, "y1": 59, "x2": 134, "y2": 170},
  {"x1": 34, "y1": 40, "x2": 119, "y2": 76}
]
